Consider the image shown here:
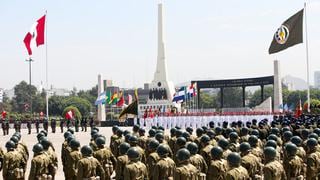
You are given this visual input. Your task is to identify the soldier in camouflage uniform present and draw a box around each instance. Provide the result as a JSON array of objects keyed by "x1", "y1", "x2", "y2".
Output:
[
  {"x1": 187, "y1": 142, "x2": 208, "y2": 174},
  {"x1": 168, "y1": 128, "x2": 177, "y2": 153},
  {"x1": 93, "y1": 137, "x2": 117, "y2": 179},
  {"x1": 174, "y1": 148, "x2": 200, "y2": 180},
  {"x1": 283, "y1": 143, "x2": 304, "y2": 179},
  {"x1": 263, "y1": 147, "x2": 286, "y2": 180},
  {"x1": 153, "y1": 144, "x2": 176, "y2": 179},
  {"x1": 41, "y1": 138, "x2": 58, "y2": 179},
  {"x1": 77, "y1": 145, "x2": 105, "y2": 180},
  {"x1": 290, "y1": 136, "x2": 306, "y2": 161},
  {"x1": 217, "y1": 138, "x2": 232, "y2": 159},
  {"x1": 228, "y1": 132, "x2": 240, "y2": 152},
  {"x1": 123, "y1": 147, "x2": 148, "y2": 180},
  {"x1": 110, "y1": 126, "x2": 119, "y2": 150},
  {"x1": 199, "y1": 135, "x2": 213, "y2": 166},
  {"x1": 248, "y1": 135, "x2": 263, "y2": 162},
  {"x1": 115, "y1": 142, "x2": 130, "y2": 180},
  {"x1": 28, "y1": 143, "x2": 51, "y2": 180},
  {"x1": 2, "y1": 141, "x2": 25, "y2": 180},
  {"x1": 239, "y1": 142, "x2": 261, "y2": 179},
  {"x1": 0, "y1": 146, "x2": 3, "y2": 171},
  {"x1": 112, "y1": 129, "x2": 124, "y2": 158},
  {"x1": 225, "y1": 152, "x2": 249, "y2": 180},
  {"x1": 146, "y1": 140, "x2": 160, "y2": 179},
  {"x1": 65, "y1": 139, "x2": 82, "y2": 180},
  {"x1": 207, "y1": 146, "x2": 228, "y2": 180},
  {"x1": 305, "y1": 138, "x2": 320, "y2": 180},
  {"x1": 128, "y1": 135, "x2": 146, "y2": 163},
  {"x1": 62, "y1": 131, "x2": 73, "y2": 177}
]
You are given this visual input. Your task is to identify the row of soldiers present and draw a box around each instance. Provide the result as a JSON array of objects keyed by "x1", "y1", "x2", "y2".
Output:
[
  {"x1": 104, "y1": 117, "x2": 320, "y2": 180},
  {"x1": 0, "y1": 117, "x2": 95, "y2": 135}
]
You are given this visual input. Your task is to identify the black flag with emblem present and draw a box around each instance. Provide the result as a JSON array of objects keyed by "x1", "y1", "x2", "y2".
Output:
[{"x1": 269, "y1": 9, "x2": 304, "y2": 54}]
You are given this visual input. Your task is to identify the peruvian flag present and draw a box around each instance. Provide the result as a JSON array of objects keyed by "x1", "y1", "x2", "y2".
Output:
[
  {"x1": 1, "y1": 111, "x2": 7, "y2": 119},
  {"x1": 65, "y1": 110, "x2": 74, "y2": 120},
  {"x1": 23, "y1": 15, "x2": 46, "y2": 56},
  {"x1": 294, "y1": 100, "x2": 302, "y2": 118}
]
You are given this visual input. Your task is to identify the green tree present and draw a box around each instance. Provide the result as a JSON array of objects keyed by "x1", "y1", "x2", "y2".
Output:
[
  {"x1": 199, "y1": 92, "x2": 218, "y2": 108},
  {"x1": 62, "y1": 106, "x2": 82, "y2": 120},
  {"x1": 305, "y1": 99, "x2": 320, "y2": 114},
  {"x1": 248, "y1": 86, "x2": 274, "y2": 108},
  {"x1": 49, "y1": 95, "x2": 66, "y2": 116},
  {"x1": 63, "y1": 96, "x2": 92, "y2": 117},
  {"x1": 217, "y1": 87, "x2": 244, "y2": 108},
  {"x1": 0, "y1": 93, "x2": 13, "y2": 112},
  {"x1": 12, "y1": 81, "x2": 37, "y2": 113}
]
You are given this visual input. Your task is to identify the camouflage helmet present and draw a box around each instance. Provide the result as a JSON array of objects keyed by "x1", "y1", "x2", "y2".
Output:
[
  {"x1": 148, "y1": 139, "x2": 160, "y2": 151},
  {"x1": 125, "y1": 134, "x2": 132, "y2": 143},
  {"x1": 175, "y1": 129, "x2": 183, "y2": 137},
  {"x1": 229, "y1": 132, "x2": 239, "y2": 140},
  {"x1": 251, "y1": 129, "x2": 259, "y2": 137},
  {"x1": 95, "y1": 137, "x2": 106, "y2": 147},
  {"x1": 139, "y1": 128, "x2": 146, "y2": 135},
  {"x1": 285, "y1": 143, "x2": 297, "y2": 156},
  {"x1": 67, "y1": 128, "x2": 75, "y2": 134},
  {"x1": 116, "y1": 129, "x2": 123, "y2": 136},
  {"x1": 283, "y1": 131, "x2": 293, "y2": 141},
  {"x1": 214, "y1": 127, "x2": 223, "y2": 134},
  {"x1": 13, "y1": 132, "x2": 21, "y2": 140},
  {"x1": 176, "y1": 148, "x2": 191, "y2": 162},
  {"x1": 211, "y1": 146, "x2": 223, "y2": 159},
  {"x1": 40, "y1": 138, "x2": 51, "y2": 150},
  {"x1": 186, "y1": 127, "x2": 193, "y2": 134},
  {"x1": 32, "y1": 143, "x2": 44, "y2": 154},
  {"x1": 10, "y1": 136, "x2": 19, "y2": 145},
  {"x1": 5, "y1": 140, "x2": 16, "y2": 150},
  {"x1": 119, "y1": 142, "x2": 131, "y2": 155},
  {"x1": 290, "y1": 136, "x2": 302, "y2": 146},
  {"x1": 81, "y1": 145, "x2": 93, "y2": 156},
  {"x1": 196, "y1": 128, "x2": 204, "y2": 136},
  {"x1": 207, "y1": 130, "x2": 216, "y2": 139},
  {"x1": 313, "y1": 128, "x2": 320, "y2": 136},
  {"x1": 157, "y1": 144, "x2": 170, "y2": 157},
  {"x1": 186, "y1": 142, "x2": 198, "y2": 155},
  {"x1": 301, "y1": 129, "x2": 309, "y2": 139},
  {"x1": 127, "y1": 147, "x2": 140, "y2": 160},
  {"x1": 123, "y1": 130, "x2": 130, "y2": 136},
  {"x1": 133, "y1": 124, "x2": 140, "y2": 132},
  {"x1": 155, "y1": 133, "x2": 164, "y2": 142},
  {"x1": 182, "y1": 132, "x2": 190, "y2": 140},
  {"x1": 267, "y1": 134, "x2": 278, "y2": 142},
  {"x1": 70, "y1": 139, "x2": 80, "y2": 149},
  {"x1": 264, "y1": 147, "x2": 277, "y2": 159},
  {"x1": 218, "y1": 138, "x2": 229, "y2": 150},
  {"x1": 308, "y1": 133, "x2": 319, "y2": 140},
  {"x1": 148, "y1": 129, "x2": 156, "y2": 137},
  {"x1": 240, "y1": 127, "x2": 249, "y2": 136},
  {"x1": 112, "y1": 125, "x2": 119, "y2": 133},
  {"x1": 40, "y1": 130, "x2": 48, "y2": 136},
  {"x1": 176, "y1": 137, "x2": 187, "y2": 147},
  {"x1": 248, "y1": 135, "x2": 258, "y2": 147},
  {"x1": 306, "y1": 138, "x2": 318, "y2": 148},
  {"x1": 128, "y1": 135, "x2": 139, "y2": 145},
  {"x1": 239, "y1": 142, "x2": 251, "y2": 153},
  {"x1": 37, "y1": 132, "x2": 46, "y2": 141},
  {"x1": 170, "y1": 128, "x2": 177, "y2": 135},
  {"x1": 265, "y1": 140, "x2": 277, "y2": 149},
  {"x1": 200, "y1": 135, "x2": 211, "y2": 144},
  {"x1": 64, "y1": 131, "x2": 72, "y2": 139},
  {"x1": 227, "y1": 152, "x2": 241, "y2": 167},
  {"x1": 270, "y1": 127, "x2": 280, "y2": 135}
]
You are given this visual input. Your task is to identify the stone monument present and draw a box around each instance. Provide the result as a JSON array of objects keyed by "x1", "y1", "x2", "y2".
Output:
[
  {"x1": 97, "y1": 74, "x2": 106, "y2": 123},
  {"x1": 273, "y1": 60, "x2": 283, "y2": 112}
]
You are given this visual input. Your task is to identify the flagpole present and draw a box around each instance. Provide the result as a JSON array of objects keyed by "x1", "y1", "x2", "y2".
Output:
[
  {"x1": 45, "y1": 10, "x2": 49, "y2": 119},
  {"x1": 26, "y1": 58, "x2": 34, "y2": 115},
  {"x1": 304, "y1": 3, "x2": 310, "y2": 112}
]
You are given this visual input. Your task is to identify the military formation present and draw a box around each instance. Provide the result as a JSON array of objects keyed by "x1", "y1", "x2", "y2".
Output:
[{"x1": 0, "y1": 115, "x2": 320, "y2": 179}]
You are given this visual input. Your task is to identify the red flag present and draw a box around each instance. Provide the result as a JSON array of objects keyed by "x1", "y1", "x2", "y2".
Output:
[
  {"x1": 294, "y1": 100, "x2": 302, "y2": 118},
  {"x1": 116, "y1": 96, "x2": 124, "y2": 107},
  {"x1": 24, "y1": 15, "x2": 46, "y2": 56},
  {"x1": 65, "y1": 110, "x2": 74, "y2": 120},
  {"x1": 1, "y1": 111, "x2": 7, "y2": 119}
]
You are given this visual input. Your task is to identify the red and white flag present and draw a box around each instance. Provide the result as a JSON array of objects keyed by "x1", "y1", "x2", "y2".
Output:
[
  {"x1": 23, "y1": 15, "x2": 46, "y2": 56},
  {"x1": 65, "y1": 110, "x2": 74, "y2": 120}
]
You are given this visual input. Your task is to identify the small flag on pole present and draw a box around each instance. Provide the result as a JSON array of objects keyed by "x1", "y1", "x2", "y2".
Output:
[
  {"x1": 95, "y1": 91, "x2": 106, "y2": 105},
  {"x1": 269, "y1": 9, "x2": 304, "y2": 54}
]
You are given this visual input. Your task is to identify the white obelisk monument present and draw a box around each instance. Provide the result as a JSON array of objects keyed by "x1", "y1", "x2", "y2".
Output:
[
  {"x1": 149, "y1": 3, "x2": 175, "y2": 102},
  {"x1": 273, "y1": 60, "x2": 283, "y2": 112},
  {"x1": 97, "y1": 74, "x2": 106, "y2": 123}
]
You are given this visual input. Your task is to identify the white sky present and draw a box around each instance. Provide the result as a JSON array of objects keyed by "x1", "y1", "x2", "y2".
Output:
[{"x1": 0, "y1": 0, "x2": 319, "y2": 90}]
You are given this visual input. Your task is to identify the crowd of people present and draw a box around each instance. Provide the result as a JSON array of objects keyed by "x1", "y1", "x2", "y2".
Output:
[{"x1": 0, "y1": 114, "x2": 320, "y2": 179}]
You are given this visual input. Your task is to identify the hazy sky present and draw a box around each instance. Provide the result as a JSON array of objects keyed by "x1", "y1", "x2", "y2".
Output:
[{"x1": 1, "y1": 0, "x2": 319, "y2": 91}]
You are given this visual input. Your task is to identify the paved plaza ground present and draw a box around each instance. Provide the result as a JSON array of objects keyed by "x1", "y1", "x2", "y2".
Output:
[{"x1": 0, "y1": 126, "x2": 131, "y2": 180}]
